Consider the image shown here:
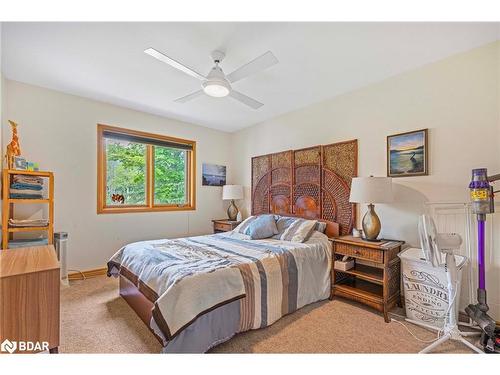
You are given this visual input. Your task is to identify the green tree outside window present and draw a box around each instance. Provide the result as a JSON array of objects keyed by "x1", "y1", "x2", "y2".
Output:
[{"x1": 105, "y1": 141, "x2": 188, "y2": 206}]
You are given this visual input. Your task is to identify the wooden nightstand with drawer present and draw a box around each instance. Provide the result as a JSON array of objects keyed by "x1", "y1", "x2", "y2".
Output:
[
  {"x1": 330, "y1": 235, "x2": 404, "y2": 323},
  {"x1": 212, "y1": 219, "x2": 241, "y2": 233}
]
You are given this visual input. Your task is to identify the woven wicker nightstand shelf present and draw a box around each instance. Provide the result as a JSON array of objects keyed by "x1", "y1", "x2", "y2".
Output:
[{"x1": 330, "y1": 235, "x2": 404, "y2": 323}]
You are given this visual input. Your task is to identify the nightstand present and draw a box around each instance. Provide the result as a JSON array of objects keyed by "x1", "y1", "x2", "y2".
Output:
[
  {"x1": 330, "y1": 235, "x2": 404, "y2": 323},
  {"x1": 212, "y1": 219, "x2": 241, "y2": 233}
]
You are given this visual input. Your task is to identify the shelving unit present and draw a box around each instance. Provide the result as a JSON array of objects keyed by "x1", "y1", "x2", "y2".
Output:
[{"x1": 2, "y1": 169, "x2": 54, "y2": 250}]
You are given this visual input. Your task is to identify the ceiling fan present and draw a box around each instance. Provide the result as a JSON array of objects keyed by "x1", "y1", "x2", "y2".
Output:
[{"x1": 144, "y1": 48, "x2": 278, "y2": 109}]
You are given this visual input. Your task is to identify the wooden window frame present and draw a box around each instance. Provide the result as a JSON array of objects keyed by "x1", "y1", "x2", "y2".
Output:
[{"x1": 97, "y1": 124, "x2": 196, "y2": 214}]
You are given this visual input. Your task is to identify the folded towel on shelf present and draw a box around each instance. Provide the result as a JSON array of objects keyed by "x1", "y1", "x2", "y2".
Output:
[
  {"x1": 9, "y1": 192, "x2": 44, "y2": 199},
  {"x1": 10, "y1": 194, "x2": 44, "y2": 199},
  {"x1": 13, "y1": 175, "x2": 43, "y2": 183},
  {"x1": 10, "y1": 182, "x2": 43, "y2": 191},
  {"x1": 12, "y1": 175, "x2": 44, "y2": 185},
  {"x1": 8, "y1": 218, "x2": 49, "y2": 227}
]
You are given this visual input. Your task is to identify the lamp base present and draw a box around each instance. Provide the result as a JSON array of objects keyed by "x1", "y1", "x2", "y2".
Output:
[
  {"x1": 362, "y1": 203, "x2": 381, "y2": 241},
  {"x1": 227, "y1": 199, "x2": 239, "y2": 221}
]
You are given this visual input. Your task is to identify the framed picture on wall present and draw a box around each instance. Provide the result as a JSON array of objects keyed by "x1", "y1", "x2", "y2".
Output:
[
  {"x1": 202, "y1": 163, "x2": 227, "y2": 186},
  {"x1": 387, "y1": 129, "x2": 428, "y2": 177}
]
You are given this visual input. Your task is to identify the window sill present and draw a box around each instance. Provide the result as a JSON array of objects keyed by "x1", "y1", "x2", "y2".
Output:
[{"x1": 97, "y1": 204, "x2": 196, "y2": 214}]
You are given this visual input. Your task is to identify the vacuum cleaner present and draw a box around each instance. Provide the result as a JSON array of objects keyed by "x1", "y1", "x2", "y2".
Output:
[{"x1": 467, "y1": 168, "x2": 500, "y2": 353}]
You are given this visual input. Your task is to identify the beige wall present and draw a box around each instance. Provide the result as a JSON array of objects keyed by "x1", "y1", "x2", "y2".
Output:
[
  {"x1": 3, "y1": 80, "x2": 233, "y2": 270},
  {"x1": 230, "y1": 41, "x2": 500, "y2": 318},
  {"x1": 231, "y1": 41, "x2": 500, "y2": 244},
  {"x1": 0, "y1": 22, "x2": 3, "y2": 166},
  {"x1": 3, "y1": 39, "x2": 499, "y2": 316},
  {"x1": 498, "y1": 41, "x2": 500, "y2": 154}
]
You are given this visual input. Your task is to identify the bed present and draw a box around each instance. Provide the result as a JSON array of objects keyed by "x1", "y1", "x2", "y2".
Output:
[
  {"x1": 107, "y1": 217, "x2": 339, "y2": 353},
  {"x1": 107, "y1": 139, "x2": 357, "y2": 353}
]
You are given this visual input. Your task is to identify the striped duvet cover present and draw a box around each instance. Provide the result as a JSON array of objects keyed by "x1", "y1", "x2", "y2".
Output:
[{"x1": 107, "y1": 230, "x2": 331, "y2": 353}]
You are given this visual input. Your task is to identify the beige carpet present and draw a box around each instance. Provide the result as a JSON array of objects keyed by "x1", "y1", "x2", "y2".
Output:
[{"x1": 60, "y1": 276, "x2": 476, "y2": 354}]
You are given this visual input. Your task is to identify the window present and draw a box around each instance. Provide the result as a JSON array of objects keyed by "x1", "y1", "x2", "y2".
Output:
[{"x1": 97, "y1": 124, "x2": 196, "y2": 213}]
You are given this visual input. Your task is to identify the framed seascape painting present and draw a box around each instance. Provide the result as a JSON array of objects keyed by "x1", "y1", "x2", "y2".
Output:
[
  {"x1": 387, "y1": 129, "x2": 428, "y2": 177},
  {"x1": 202, "y1": 163, "x2": 227, "y2": 186}
]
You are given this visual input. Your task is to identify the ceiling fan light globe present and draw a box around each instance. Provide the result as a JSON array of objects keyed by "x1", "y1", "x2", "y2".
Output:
[{"x1": 202, "y1": 81, "x2": 230, "y2": 98}]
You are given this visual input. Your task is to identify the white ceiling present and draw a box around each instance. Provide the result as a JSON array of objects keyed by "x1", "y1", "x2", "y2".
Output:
[{"x1": 2, "y1": 22, "x2": 499, "y2": 132}]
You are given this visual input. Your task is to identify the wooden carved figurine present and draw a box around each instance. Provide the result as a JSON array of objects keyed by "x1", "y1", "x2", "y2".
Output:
[{"x1": 5, "y1": 120, "x2": 22, "y2": 169}]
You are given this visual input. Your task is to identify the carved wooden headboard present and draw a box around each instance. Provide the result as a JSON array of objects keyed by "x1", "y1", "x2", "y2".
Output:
[{"x1": 251, "y1": 139, "x2": 357, "y2": 236}]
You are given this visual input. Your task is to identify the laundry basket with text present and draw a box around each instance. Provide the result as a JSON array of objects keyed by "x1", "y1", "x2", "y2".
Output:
[{"x1": 398, "y1": 247, "x2": 467, "y2": 329}]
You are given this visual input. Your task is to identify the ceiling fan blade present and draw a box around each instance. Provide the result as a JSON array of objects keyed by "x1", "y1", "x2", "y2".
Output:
[
  {"x1": 229, "y1": 90, "x2": 263, "y2": 109},
  {"x1": 144, "y1": 48, "x2": 206, "y2": 81},
  {"x1": 226, "y1": 51, "x2": 278, "y2": 83},
  {"x1": 174, "y1": 90, "x2": 204, "y2": 103}
]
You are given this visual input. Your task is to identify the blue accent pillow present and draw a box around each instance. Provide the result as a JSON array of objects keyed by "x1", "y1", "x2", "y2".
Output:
[{"x1": 247, "y1": 215, "x2": 279, "y2": 240}]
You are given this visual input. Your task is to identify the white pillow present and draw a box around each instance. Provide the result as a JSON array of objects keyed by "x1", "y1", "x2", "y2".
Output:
[{"x1": 279, "y1": 218, "x2": 318, "y2": 242}]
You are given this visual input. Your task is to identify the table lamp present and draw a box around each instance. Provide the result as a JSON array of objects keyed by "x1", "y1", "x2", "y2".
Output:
[
  {"x1": 349, "y1": 176, "x2": 393, "y2": 241},
  {"x1": 222, "y1": 185, "x2": 243, "y2": 221}
]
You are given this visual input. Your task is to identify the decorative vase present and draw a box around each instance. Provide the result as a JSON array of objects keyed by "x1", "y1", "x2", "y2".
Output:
[
  {"x1": 362, "y1": 204, "x2": 381, "y2": 241},
  {"x1": 227, "y1": 199, "x2": 239, "y2": 221}
]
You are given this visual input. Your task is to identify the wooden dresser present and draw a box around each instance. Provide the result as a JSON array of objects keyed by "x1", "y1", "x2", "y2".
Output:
[
  {"x1": 330, "y1": 236, "x2": 404, "y2": 323},
  {"x1": 212, "y1": 219, "x2": 241, "y2": 233},
  {"x1": 0, "y1": 245, "x2": 60, "y2": 353}
]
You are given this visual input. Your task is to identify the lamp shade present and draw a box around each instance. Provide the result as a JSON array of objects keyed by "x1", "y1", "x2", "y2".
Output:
[
  {"x1": 222, "y1": 185, "x2": 243, "y2": 200},
  {"x1": 349, "y1": 177, "x2": 393, "y2": 204}
]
